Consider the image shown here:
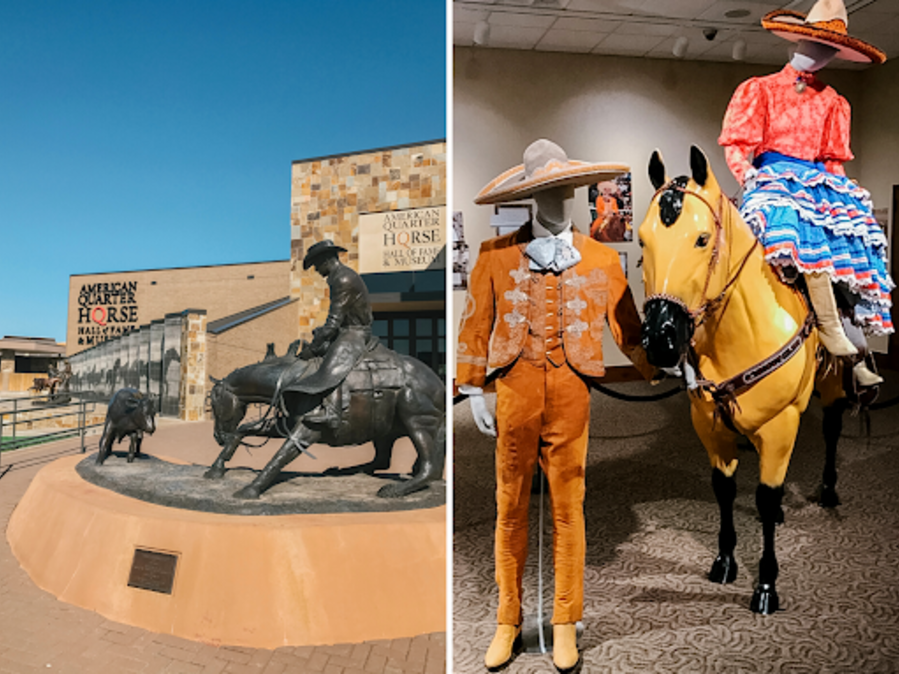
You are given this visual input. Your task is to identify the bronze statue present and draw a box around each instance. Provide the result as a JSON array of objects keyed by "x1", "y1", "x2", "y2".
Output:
[
  {"x1": 293, "y1": 240, "x2": 374, "y2": 427},
  {"x1": 204, "y1": 242, "x2": 445, "y2": 500}
]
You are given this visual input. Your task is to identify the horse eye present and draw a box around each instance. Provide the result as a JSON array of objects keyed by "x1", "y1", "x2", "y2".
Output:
[{"x1": 695, "y1": 232, "x2": 711, "y2": 248}]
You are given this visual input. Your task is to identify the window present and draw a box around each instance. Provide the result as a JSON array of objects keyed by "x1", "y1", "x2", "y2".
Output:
[{"x1": 372, "y1": 310, "x2": 446, "y2": 379}]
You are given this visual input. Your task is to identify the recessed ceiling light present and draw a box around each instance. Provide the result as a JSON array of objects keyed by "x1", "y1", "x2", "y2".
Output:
[{"x1": 725, "y1": 9, "x2": 752, "y2": 19}]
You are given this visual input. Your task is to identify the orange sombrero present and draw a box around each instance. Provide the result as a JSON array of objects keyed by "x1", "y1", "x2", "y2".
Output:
[
  {"x1": 762, "y1": 0, "x2": 885, "y2": 65},
  {"x1": 474, "y1": 139, "x2": 628, "y2": 205}
]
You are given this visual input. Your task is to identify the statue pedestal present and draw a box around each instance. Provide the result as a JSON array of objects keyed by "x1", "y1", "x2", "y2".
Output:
[{"x1": 7, "y1": 455, "x2": 445, "y2": 649}]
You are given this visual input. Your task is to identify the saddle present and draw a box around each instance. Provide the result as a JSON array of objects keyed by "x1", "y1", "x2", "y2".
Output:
[
  {"x1": 279, "y1": 342, "x2": 406, "y2": 443},
  {"x1": 333, "y1": 343, "x2": 406, "y2": 441}
]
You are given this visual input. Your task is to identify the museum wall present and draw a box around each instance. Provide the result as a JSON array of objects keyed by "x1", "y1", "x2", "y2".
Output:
[
  {"x1": 452, "y1": 46, "x2": 874, "y2": 366},
  {"x1": 290, "y1": 141, "x2": 447, "y2": 341},
  {"x1": 67, "y1": 260, "x2": 291, "y2": 355},
  {"x1": 854, "y1": 56, "x2": 899, "y2": 244},
  {"x1": 206, "y1": 299, "x2": 300, "y2": 384}
]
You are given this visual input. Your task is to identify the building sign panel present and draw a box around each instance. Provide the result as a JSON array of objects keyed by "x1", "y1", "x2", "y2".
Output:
[
  {"x1": 358, "y1": 207, "x2": 446, "y2": 274},
  {"x1": 76, "y1": 280, "x2": 140, "y2": 347}
]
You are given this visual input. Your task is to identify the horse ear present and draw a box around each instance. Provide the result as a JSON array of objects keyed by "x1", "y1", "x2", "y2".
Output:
[
  {"x1": 649, "y1": 150, "x2": 667, "y2": 190},
  {"x1": 690, "y1": 145, "x2": 709, "y2": 187}
]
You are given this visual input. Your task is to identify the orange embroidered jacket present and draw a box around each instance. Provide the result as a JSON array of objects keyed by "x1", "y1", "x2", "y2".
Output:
[{"x1": 456, "y1": 224, "x2": 653, "y2": 387}]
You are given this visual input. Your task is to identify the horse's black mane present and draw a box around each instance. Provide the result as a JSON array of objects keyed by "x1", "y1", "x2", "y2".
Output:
[{"x1": 659, "y1": 176, "x2": 689, "y2": 227}]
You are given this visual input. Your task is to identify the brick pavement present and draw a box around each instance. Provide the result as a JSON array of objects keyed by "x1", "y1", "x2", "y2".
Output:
[{"x1": 0, "y1": 421, "x2": 446, "y2": 674}]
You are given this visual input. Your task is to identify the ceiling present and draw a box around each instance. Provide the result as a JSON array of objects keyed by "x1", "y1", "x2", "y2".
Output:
[{"x1": 453, "y1": 0, "x2": 899, "y2": 67}]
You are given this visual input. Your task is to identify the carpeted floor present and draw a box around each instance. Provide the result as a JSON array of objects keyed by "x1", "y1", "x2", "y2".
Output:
[{"x1": 453, "y1": 372, "x2": 899, "y2": 673}]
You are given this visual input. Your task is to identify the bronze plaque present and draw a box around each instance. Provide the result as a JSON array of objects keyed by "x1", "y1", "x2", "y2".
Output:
[{"x1": 127, "y1": 548, "x2": 178, "y2": 594}]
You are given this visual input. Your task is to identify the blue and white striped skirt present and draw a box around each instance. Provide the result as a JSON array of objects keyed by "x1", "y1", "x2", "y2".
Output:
[{"x1": 741, "y1": 152, "x2": 893, "y2": 335}]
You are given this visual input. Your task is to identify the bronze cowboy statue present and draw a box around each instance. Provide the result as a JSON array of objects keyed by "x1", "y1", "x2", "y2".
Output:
[
  {"x1": 204, "y1": 240, "x2": 446, "y2": 500},
  {"x1": 293, "y1": 240, "x2": 375, "y2": 427}
]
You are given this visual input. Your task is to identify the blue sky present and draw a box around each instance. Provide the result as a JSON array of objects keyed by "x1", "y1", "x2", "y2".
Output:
[{"x1": 0, "y1": 1, "x2": 446, "y2": 342}]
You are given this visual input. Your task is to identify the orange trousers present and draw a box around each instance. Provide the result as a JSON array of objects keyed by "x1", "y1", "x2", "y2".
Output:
[{"x1": 494, "y1": 358, "x2": 590, "y2": 625}]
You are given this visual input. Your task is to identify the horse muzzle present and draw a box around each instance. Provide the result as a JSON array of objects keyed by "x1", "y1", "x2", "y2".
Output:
[{"x1": 641, "y1": 298, "x2": 694, "y2": 369}]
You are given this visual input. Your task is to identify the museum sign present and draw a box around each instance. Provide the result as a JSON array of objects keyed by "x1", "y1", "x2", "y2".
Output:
[
  {"x1": 357, "y1": 206, "x2": 446, "y2": 274},
  {"x1": 76, "y1": 280, "x2": 140, "y2": 346}
]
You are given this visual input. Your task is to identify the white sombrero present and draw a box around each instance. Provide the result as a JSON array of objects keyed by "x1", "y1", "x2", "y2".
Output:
[
  {"x1": 474, "y1": 139, "x2": 628, "y2": 205},
  {"x1": 762, "y1": 0, "x2": 886, "y2": 65}
]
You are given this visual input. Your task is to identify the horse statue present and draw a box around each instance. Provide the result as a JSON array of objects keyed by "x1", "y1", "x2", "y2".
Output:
[
  {"x1": 29, "y1": 377, "x2": 58, "y2": 394},
  {"x1": 638, "y1": 146, "x2": 853, "y2": 614},
  {"x1": 205, "y1": 339, "x2": 446, "y2": 500}
]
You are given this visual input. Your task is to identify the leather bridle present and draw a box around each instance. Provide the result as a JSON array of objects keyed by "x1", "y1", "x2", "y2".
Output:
[
  {"x1": 644, "y1": 180, "x2": 758, "y2": 326},
  {"x1": 642, "y1": 178, "x2": 815, "y2": 431}
]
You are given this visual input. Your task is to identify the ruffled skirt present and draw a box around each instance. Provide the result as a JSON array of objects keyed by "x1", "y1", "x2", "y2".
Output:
[{"x1": 741, "y1": 152, "x2": 894, "y2": 335}]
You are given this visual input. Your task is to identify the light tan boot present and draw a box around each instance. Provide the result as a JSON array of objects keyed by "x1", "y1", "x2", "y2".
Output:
[
  {"x1": 552, "y1": 623, "x2": 579, "y2": 671},
  {"x1": 484, "y1": 624, "x2": 521, "y2": 670},
  {"x1": 806, "y1": 273, "x2": 858, "y2": 357},
  {"x1": 854, "y1": 360, "x2": 883, "y2": 387}
]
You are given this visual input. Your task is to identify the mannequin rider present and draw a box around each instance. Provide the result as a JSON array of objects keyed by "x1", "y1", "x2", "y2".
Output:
[{"x1": 719, "y1": 0, "x2": 892, "y2": 387}]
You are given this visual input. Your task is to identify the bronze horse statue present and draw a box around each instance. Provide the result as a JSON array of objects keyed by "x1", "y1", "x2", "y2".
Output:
[{"x1": 205, "y1": 341, "x2": 446, "y2": 500}]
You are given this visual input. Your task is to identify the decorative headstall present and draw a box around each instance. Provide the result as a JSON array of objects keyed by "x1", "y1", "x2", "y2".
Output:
[{"x1": 643, "y1": 179, "x2": 815, "y2": 430}]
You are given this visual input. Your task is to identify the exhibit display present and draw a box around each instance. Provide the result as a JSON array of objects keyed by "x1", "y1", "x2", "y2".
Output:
[
  {"x1": 720, "y1": 0, "x2": 892, "y2": 388},
  {"x1": 456, "y1": 139, "x2": 656, "y2": 671},
  {"x1": 639, "y1": 145, "x2": 863, "y2": 614},
  {"x1": 7, "y1": 240, "x2": 446, "y2": 649},
  {"x1": 204, "y1": 240, "x2": 446, "y2": 500}
]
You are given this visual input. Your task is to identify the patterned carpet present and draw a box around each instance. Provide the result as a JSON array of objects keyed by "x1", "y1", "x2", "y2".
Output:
[{"x1": 453, "y1": 372, "x2": 899, "y2": 673}]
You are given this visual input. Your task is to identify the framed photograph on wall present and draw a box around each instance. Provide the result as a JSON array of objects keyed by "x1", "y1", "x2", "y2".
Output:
[{"x1": 588, "y1": 173, "x2": 633, "y2": 243}]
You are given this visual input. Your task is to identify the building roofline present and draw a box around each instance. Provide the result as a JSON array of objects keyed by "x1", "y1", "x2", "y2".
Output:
[
  {"x1": 292, "y1": 139, "x2": 446, "y2": 165},
  {"x1": 207, "y1": 296, "x2": 297, "y2": 335},
  {"x1": 69, "y1": 259, "x2": 290, "y2": 279}
]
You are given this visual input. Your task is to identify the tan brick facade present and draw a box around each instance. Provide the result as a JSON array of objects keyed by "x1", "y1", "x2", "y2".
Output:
[
  {"x1": 290, "y1": 141, "x2": 447, "y2": 338},
  {"x1": 67, "y1": 260, "x2": 291, "y2": 356}
]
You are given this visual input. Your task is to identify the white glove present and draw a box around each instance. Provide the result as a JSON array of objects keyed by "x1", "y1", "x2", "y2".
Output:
[
  {"x1": 460, "y1": 386, "x2": 497, "y2": 438},
  {"x1": 661, "y1": 366, "x2": 682, "y2": 378}
]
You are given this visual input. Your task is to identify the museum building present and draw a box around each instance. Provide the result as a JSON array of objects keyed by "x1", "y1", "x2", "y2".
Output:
[{"x1": 66, "y1": 139, "x2": 447, "y2": 419}]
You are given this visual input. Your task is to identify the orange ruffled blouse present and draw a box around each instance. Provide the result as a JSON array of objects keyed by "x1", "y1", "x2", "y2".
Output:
[{"x1": 719, "y1": 64, "x2": 853, "y2": 184}]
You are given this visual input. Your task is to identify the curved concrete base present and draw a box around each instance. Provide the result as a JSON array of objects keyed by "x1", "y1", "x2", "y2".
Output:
[{"x1": 6, "y1": 454, "x2": 445, "y2": 649}]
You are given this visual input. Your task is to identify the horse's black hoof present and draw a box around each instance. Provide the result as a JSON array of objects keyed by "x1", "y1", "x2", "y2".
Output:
[
  {"x1": 819, "y1": 485, "x2": 841, "y2": 508},
  {"x1": 204, "y1": 466, "x2": 226, "y2": 480},
  {"x1": 750, "y1": 583, "x2": 779, "y2": 614},
  {"x1": 709, "y1": 553, "x2": 738, "y2": 584},
  {"x1": 378, "y1": 482, "x2": 413, "y2": 499},
  {"x1": 233, "y1": 485, "x2": 261, "y2": 500}
]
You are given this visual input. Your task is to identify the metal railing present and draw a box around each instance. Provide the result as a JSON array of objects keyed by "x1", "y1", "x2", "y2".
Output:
[{"x1": 0, "y1": 392, "x2": 104, "y2": 464}]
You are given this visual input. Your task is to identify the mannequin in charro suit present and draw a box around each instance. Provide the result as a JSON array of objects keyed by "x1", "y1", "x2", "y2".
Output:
[{"x1": 457, "y1": 140, "x2": 656, "y2": 671}]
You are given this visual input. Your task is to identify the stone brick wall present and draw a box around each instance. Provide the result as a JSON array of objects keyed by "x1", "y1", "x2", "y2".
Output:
[
  {"x1": 290, "y1": 140, "x2": 447, "y2": 339},
  {"x1": 179, "y1": 311, "x2": 207, "y2": 422}
]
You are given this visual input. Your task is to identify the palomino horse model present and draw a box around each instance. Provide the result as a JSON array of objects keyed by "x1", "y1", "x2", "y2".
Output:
[
  {"x1": 638, "y1": 146, "x2": 851, "y2": 614},
  {"x1": 205, "y1": 341, "x2": 446, "y2": 500}
]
